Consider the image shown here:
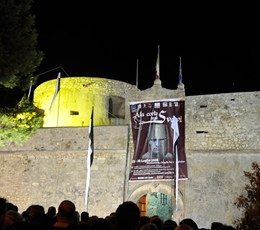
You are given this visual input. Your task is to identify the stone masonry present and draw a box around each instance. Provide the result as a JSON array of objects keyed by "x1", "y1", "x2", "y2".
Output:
[{"x1": 1, "y1": 84, "x2": 260, "y2": 228}]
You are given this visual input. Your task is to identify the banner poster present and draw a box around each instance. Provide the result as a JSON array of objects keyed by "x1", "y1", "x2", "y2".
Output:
[{"x1": 129, "y1": 98, "x2": 188, "y2": 181}]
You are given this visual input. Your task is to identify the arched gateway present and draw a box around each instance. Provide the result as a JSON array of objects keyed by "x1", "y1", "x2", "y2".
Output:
[{"x1": 127, "y1": 182, "x2": 184, "y2": 221}]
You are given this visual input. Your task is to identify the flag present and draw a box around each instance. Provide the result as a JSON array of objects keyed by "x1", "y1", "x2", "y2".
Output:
[
  {"x1": 49, "y1": 72, "x2": 61, "y2": 110},
  {"x1": 88, "y1": 108, "x2": 94, "y2": 166},
  {"x1": 155, "y1": 45, "x2": 160, "y2": 80},
  {"x1": 171, "y1": 115, "x2": 179, "y2": 211},
  {"x1": 27, "y1": 78, "x2": 33, "y2": 101},
  {"x1": 85, "y1": 108, "x2": 94, "y2": 207},
  {"x1": 171, "y1": 116, "x2": 179, "y2": 144},
  {"x1": 179, "y1": 57, "x2": 182, "y2": 83}
]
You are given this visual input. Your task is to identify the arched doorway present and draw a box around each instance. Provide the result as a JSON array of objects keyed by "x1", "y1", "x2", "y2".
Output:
[
  {"x1": 137, "y1": 193, "x2": 174, "y2": 221},
  {"x1": 128, "y1": 182, "x2": 184, "y2": 222}
]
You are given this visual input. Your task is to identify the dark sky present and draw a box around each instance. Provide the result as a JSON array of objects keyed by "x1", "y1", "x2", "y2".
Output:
[{"x1": 2, "y1": 2, "x2": 260, "y2": 107}]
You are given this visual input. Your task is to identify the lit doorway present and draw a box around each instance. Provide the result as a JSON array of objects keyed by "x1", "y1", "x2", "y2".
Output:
[{"x1": 137, "y1": 193, "x2": 174, "y2": 221}]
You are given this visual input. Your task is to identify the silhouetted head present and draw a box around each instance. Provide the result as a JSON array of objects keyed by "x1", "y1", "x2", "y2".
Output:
[
  {"x1": 211, "y1": 222, "x2": 223, "y2": 230},
  {"x1": 175, "y1": 225, "x2": 194, "y2": 230},
  {"x1": 58, "y1": 200, "x2": 76, "y2": 219},
  {"x1": 47, "y1": 206, "x2": 56, "y2": 217},
  {"x1": 116, "y1": 201, "x2": 140, "y2": 230},
  {"x1": 180, "y1": 218, "x2": 198, "y2": 230},
  {"x1": 140, "y1": 223, "x2": 158, "y2": 230}
]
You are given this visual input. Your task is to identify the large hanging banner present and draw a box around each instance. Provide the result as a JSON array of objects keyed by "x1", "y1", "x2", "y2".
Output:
[{"x1": 129, "y1": 98, "x2": 187, "y2": 181}]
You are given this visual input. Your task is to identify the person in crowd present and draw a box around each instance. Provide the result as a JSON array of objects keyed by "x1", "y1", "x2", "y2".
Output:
[
  {"x1": 175, "y1": 225, "x2": 194, "y2": 230},
  {"x1": 0, "y1": 198, "x2": 7, "y2": 230},
  {"x1": 6, "y1": 221, "x2": 37, "y2": 230},
  {"x1": 52, "y1": 200, "x2": 77, "y2": 229},
  {"x1": 26, "y1": 205, "x2": 45, "y2": 224},
  {"x1": 90, "y1": 218, "x2": 112, "y2": 230},
  {"x1": 217, "y1": 226, "x2": 235, "y2": 230},
  {"x1": 179, "y1": 218, "x2": 198, "y2": 230},
  {"x1": 149, "y1": 216, "x2": 163, "y2": 230},
  {"x1": 3, "y1": 210, "x2": 24, "y2": 230},
  {"x1": 105, "y1": 214, "x2": 117, "y2": 230},
  {"x1": 161, "y1": 219, "x2": 178, "y2": 229},
  {"x1": 115, "y1": 201, "x2": 140, "y2": 230},
  {"x1": 6, "y1": 204, "x2": 18, "y2": 213},
  {"x1": 26, "y1": 204, "x2": 49, "y2": 230},
  {"x1": 45, "y1": 207, "x2": 57, "y2": 227},
  {"x1": 137, "y1": 216, "x2": 150, "y2": 230},
  {"x1": 46, "y1": 207, "x2": 56, "y2": 219},
  {"x1": 211, "y1": 222, "x2": 223, "y2": 230},
  {"x1": 80, "y1": 212, "x2": 89, "y2": 223},
  {"x1": 140, "y1": 223, "x2": 158, "y2": 230}
]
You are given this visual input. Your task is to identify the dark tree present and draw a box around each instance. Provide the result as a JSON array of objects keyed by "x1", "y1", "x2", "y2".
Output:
[
  {"x1": 234, "y1": 162, "x2": 260, "y2": 230},
  {"x1": 0, "y1": 0, "x2": 44, "y2": 145},
  {"x1": 0, "y1": 0, "x2": 43, "y2": 90}
]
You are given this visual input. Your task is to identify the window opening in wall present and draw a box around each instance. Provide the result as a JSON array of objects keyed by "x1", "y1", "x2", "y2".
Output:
[
  {"x1": 70, "y1": 111, "x2": 79, "y2": 115},
  {"x1": 160, "y1": 193, "x2": 167, "y2": 205},
  {"x1": 108, "y1": 96, "x2": 125, "y2": 119},
  {"x1": 230, "y1": 99, "x2": 235, "y2": 101},
  {"x1": 200, "y1": 105, "x2": 207, "y2": 108},
  {"x1": 196, "y1": 131, "x2": 208, "y2": 134}
]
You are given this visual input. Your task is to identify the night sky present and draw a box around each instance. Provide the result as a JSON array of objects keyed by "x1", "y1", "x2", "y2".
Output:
[{"x1": 2, "y1": 2, "x2": 260, "y2": 107}]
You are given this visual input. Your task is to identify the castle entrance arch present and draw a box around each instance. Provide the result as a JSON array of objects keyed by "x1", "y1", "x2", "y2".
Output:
[{"x1": 127, "y1": 182, "x2": 184, "y2": 222}]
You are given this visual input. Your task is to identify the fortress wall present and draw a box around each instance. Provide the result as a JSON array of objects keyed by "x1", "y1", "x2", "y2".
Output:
[
  {"x1": 0, "y1": 126, "x2": 129, "y2": 218},
  {"x1": 185, "y1": 92, "x2": 260, "y2": 150},
  {"x1": 185, "y1": 150, "x2": 259, "y2": 227},
  {"x1": 1, "y1": 90, "x2": 260, "y2": 227}
]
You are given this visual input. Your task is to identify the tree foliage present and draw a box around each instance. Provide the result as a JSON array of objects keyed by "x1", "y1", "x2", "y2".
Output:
[
  {"x1": 234, "y1": 162, "x2": 260, "y2": 230},
  {"x1": 0, "y1": 0, "x2": 43, "y2": 90},
  {"x1": 0, "y1": 96, "x2": 44, "y2": 146}
]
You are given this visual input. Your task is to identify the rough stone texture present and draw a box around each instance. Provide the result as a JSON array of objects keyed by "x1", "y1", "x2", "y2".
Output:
[
  {"x1": 185, "y1": 92, "x2": 260, "y2": 150},
  {"x1": 1, "y1": 81, "x2": 260, "y2": 228},
  {"x1": 185, "y1": 151, "x2": 259, "y2": 227},
  {"x1": 0, "y1": 126, "x2": 129, "y2": 217}
]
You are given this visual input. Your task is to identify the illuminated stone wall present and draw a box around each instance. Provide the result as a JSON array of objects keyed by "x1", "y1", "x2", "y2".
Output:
[
  {"x1": 0, "y1": 126, "x2": 129, "y2": 217},
  {"x1": 0, "y1": 127, "x2": 259, "y2": 228},
  {"x1": 1, "y1": 77, "x2": 260, "y2": 228},
  {"x1": 33, "y1": 77, "x2": 185, "y2": 127}
]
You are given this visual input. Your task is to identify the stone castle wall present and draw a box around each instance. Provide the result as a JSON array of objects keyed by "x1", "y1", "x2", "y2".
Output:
[
  {"x1": 186, "y1": 92, "x2": 260, "y2": 150},
  {"x1": 1, "y1": 90, "x2": 260, "y2": 228},
  {"x1": 0, "y1": 126, "x2": 129, "y2": 217}
]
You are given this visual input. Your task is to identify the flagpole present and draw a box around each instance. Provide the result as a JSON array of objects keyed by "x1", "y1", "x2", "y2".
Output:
[
  {"x1": 179, "y1": 57, "x2": 182, "y2": 84},
  {"x1": 175, "y1": 146, "x2": 179, "y2": 211},
  {"x1": 155, "y1": 45, "x2": 160, "y2": 80},
  {"x1": 136, "y1": 59, "x2": 139, "y2": 89},
  {"x1": 158, "y1": 45, "x2": 160, "y2": 79},
  {"x1": 56, "y1": 86, "x2": 60, "y2": 127}
]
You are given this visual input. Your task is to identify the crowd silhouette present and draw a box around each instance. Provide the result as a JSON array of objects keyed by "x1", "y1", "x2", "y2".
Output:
[{"x1": 0, "y1": 197, "x2": 236, "y2": 230}]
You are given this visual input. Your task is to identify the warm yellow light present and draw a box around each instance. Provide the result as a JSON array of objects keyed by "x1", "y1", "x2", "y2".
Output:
[{"x1": 33, "y1": 77, "x2": 126, "y2": 127}]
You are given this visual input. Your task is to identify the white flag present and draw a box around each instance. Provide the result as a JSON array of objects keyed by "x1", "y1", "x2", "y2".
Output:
[
  {"x1": 49, "y1": 72, "x2": 61, "y2": 110},
  {"x1": 85, "y1": 108, "x2": 94, "y2": 207},
  {"x1": 171, "y1": 115, "x2": 179, "y2": 211}
]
